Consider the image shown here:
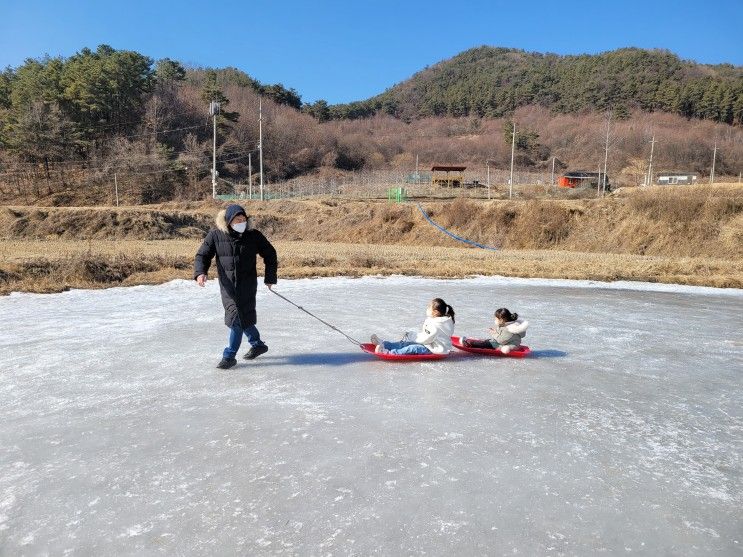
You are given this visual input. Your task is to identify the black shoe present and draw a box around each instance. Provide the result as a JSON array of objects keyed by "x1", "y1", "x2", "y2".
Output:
[
  {"x1": 243, "y1": 344, "x2": 268, "y2": 360},
  {"x1": 216, "y1": 357, "x2": 237, "y2": 369}
]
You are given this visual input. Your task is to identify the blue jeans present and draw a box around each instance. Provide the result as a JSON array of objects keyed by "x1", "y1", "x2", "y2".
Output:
[
  {"x1": 382, "y1": 340, "x2": 432, "y2": 355},
  {"x1": 223, "y1": 322, "x2": 264, "y2": 359}
]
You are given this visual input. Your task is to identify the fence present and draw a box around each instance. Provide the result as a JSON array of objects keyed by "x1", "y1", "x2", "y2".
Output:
[{"x1": 222, "y1": 167, "x2": 567, "y2": 201}]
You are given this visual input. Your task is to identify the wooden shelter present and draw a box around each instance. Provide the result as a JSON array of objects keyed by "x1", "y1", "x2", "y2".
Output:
[{"x1": 431, "y1": 165, "x2": 466, "y2": 188}]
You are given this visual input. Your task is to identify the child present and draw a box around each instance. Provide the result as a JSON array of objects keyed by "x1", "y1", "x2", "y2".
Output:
[
  {"x1": 371, "y1": 298, "x2": 455, "y2": 355},
  {"x1": 462, "y1": 308, "x2": 529, "y2": 354}
]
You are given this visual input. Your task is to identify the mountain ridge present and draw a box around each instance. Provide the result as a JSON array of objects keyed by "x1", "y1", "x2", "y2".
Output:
[{"x1": 317, "y1": 46, "x2": 743, "y2": 124}]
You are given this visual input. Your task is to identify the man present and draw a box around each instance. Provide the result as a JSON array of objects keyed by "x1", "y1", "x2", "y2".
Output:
[{"x1": 194, "y1": 204, "x2": 278, "y2": 369}]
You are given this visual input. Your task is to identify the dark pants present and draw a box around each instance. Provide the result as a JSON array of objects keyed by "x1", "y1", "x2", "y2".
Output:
[
  {"x1": 223, "y1": 321, "x2": 265, "y2": 359},
  {"x1": 465, "y1": 338, "x2": 498, "y2": 349}
]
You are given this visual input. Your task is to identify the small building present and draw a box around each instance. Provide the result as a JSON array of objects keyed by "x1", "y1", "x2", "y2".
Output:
[
  {"x1": 558, "y1": 171, "x2": 609, "y2": 190},
  {"x1": 431, "y1": 165, "x2": 466, "y2": 188},
  {"x1": 656, "y1": 172, "x2": 698, "y2": 185}
]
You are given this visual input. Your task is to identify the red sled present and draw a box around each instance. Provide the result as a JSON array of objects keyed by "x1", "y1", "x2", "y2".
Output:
[
  {"x1": 451, "y1": 336, "x2": 531, "y2": 358},
  {"x1": 360, "y1": 343, "x2": 449, "y2": 362}
]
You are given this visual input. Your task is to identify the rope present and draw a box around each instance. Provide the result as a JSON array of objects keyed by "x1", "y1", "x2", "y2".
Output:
[
  {"x1": 270, "y1": 290, "x2": 362, "y2": 346},
  {"x1": 416, "y1": 203, "x2": 500, "y2": 251}
]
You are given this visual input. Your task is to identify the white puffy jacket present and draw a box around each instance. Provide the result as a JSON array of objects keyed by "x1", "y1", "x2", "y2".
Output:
[
  {"x1": 492, "y1": 319, "x2": 529, "y2": 347},
  {"x1": 404, "y1": 316, "x2": 455, "y2": 354}
]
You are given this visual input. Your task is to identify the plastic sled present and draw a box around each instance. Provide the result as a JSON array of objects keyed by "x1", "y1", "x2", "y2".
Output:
[
  {"x1": 360, "y1": 343, "x2": 449, "y2": 362},
  {"x1": 451, "y1": 336, "x2": 531, "y2": 358}
]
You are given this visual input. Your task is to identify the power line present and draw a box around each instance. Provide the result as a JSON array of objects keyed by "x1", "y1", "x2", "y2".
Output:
[
  {"x1": 108, "y1": 123, "x2": 207, "y2": 141},
  {"x1": 4, "y1": 123, "x2": 210, "y2": 169},
  {"x1": 5, "y1": 133, "x2": 255, "y2": 172},
  {"x1": 98, "y1": 151, "x2": 260, "y2": 178},
  {"x1": 0, "y1": 147, "x2": 260, "y2": 179},
  {"x1": 0, "y1": 142, "x2": 259, "y2": 178},
  {"x1": 16, "y1": 105, "x2": 206, "y2": 133}
]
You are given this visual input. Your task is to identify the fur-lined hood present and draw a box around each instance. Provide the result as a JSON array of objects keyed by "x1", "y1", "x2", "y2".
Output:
[
  {"x1": 215, "y1": 209, "x2": 252, "y2": 233},
  {"x1": 504, "y1": 320, "x2": 529, "y2": 334}
]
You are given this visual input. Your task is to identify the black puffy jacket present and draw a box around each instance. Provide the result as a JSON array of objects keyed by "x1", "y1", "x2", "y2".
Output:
[{"x1": 194, "y1": 212, "x2": 278, "y2": 327}]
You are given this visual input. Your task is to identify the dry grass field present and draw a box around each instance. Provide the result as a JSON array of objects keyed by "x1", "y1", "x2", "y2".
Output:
[
  {"x1": 1, "y1": 184, "x2": 741, "y2": 294},
  {"x1": 1, "y1": 240, "x2": 740, "y2": 295}
]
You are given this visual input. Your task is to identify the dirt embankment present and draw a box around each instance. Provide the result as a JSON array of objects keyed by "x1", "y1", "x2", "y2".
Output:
[
  {"x1": 0, "y1": 185, "x2": 741, "y2": 293},
  {"x1": 0, "y1": 206, "x2": 214, "y2": 240},
  {"x1": 2, "y1": 185, "x2": 741, "y2": 259}
]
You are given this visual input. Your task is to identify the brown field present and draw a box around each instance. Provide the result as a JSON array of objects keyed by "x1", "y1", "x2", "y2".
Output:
[
  {"x1": 1, "y1": 184, "x2": 741, "y2": 294},
  {"x1": 1, "y1": 240, "x2": 740, "y2": 295}
]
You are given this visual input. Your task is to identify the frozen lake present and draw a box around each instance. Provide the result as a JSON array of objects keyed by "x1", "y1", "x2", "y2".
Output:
[{"x1": 1, "y1": 276, "x2": 742, "y2": 555}]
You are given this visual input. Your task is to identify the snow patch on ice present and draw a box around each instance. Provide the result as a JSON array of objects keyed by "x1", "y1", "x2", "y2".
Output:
[
  {"x1": 566, "y1": 402, "x2": 740, "y2": 504},
  {"x1": 118, "y1": 522, "x2": 154, "y2": 538},
  {"x1": 683, "y1": 521, "x2": 720, "y2": 538}
]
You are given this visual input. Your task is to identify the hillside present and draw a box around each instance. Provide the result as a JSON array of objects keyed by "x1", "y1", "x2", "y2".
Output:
[
  {"x1": 327, "y1": 47, "x2": 743, "y2": 123},
  {"x1": 1, "y1": 45, "x2": 742, "y2": 207}
]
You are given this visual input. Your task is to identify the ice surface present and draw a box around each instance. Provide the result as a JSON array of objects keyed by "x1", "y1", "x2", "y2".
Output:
[{"x1": 1, "y1": 276, "x2": 742, "y2": 555}]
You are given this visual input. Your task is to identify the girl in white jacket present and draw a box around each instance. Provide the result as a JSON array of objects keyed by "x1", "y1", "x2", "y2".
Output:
[{"x1": 371, "y1": 298, "x2": 455, "y2": 355}]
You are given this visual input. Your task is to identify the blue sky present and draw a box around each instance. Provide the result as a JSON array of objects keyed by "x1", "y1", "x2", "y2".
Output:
[{"x1": 1, "y1": 0, "x2": 741, "y2": 104}]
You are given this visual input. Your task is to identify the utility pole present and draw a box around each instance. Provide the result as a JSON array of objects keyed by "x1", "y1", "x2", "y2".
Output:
[
  {"x1": 509, "y1": 122, "x2": 516, "y2": 199},
  {"x1": 486, "y1": 160, "x2": 491, "y2": 200},
  {"x1": 248, "y1": 152, "x2": 253, "y2": 199},
  {"x1": 646, "y1": 136, "x2": 656, "y2": 186},
  {"x1": 209, "y1": 101, "x2": 220, "y2": 199},
  {"x1": 259, "y1": 99, "x2": 264, "y2": 201},
  {"x1": 415, "y1": 154, "x2": 419, "y2": 180},
  {"x1": 710, "y1": 143, "x2": 717, "y2": 184},
  {"x1": 114, "y1": 172, "x2": 119, "y2": 207},
  {"x1": 602, "y1": 113, "x2": 611, "y2": 195},
  {"x1": 550, "y1": 156, "x2": 556, "y2": 188},
  {"x1": 212, "y1": 110, "x2": 217, "y2": 198}
]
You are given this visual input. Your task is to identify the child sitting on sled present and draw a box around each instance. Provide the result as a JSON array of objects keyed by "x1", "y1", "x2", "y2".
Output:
[
  {"x1": 462, "y1": 308, "x2": 529, "y2": 354},
  {"x1": 371, "y1": 298, "x2": 455, "y2": 355}
]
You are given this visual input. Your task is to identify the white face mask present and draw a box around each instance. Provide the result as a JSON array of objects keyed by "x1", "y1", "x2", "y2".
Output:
[{"x1": 230, "y1": 222, "x2": 247, "y2": 233}]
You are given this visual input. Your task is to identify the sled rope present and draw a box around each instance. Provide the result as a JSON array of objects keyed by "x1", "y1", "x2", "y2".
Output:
[
  {"x1": 271, "y1": 290, "x2": 362, "y2": 346},
  {"x1": 416, "y1": 203, "x2": 500, "y2": 251}
]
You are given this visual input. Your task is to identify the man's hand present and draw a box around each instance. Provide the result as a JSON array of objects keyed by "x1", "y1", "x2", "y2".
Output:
[
  {"x1": 197, "y1": 274, "x2": 207, "y2": 287},
  {"x1": 266, "y1": 283, "x2": 275, "y2": 291}
]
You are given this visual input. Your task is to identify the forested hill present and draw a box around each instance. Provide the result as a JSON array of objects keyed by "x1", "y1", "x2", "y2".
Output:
[
  {"x1": 1, "y1": 44, "x2": 742, "y2": 205},
  {"x1": 319, "y1": 47, "x2": 743, "y2": 124}
]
